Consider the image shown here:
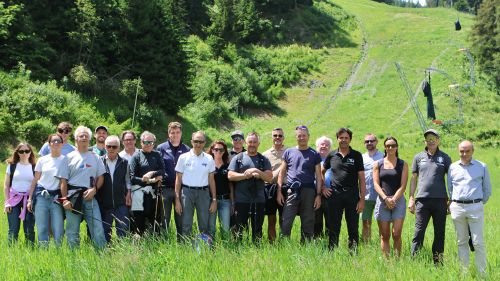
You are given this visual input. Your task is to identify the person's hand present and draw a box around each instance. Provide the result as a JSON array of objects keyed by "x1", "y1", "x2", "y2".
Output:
[
  {"x1": 276, "y1": 190, "x2": 284, "y2": 206},
  {"x1": 356, "y1": 199, "x2": 365, "y2": 214},
  {"x1": 154, "y1": 176, "x2": 163, "y2": 182},
  {"x1": 63, "y1": 200, "x2": 73, "y2": 210},
  {"x1": 4, "y1": 206, "x2": 12, "y2": 213},
  {"x1": 83, "y1": 187, "x2": 97, "y2": 201},
  {"x1": 125, "y1": 190, "x2": 132, "y2": 207},
  {"x1": 27, "y1": 200, "x2": 33, "y2": 213},
  {"x1": 446, "y1": 199, "x2": 451, "y2": 215},
  {"x1": 386, "y1": 197, "x2": 396, "y2": 210},
  {"x1": 313, "y1": 195, "x2": 322, "y2": 210},
  {"x1": 175, "y1": 198, "x2": 183, "y2": 215},
  {"x1": 252, "y1": 172, "x2": 260, "y2": 179},
  {"x1": 209, "y1": 200, "x2": 217, "y2": 213},
  {"x1": 408, "y1": 197, "x2": 416, "y2": 214},
  {"x1": 230, "y1": 203, "x2": 235, "y2": 215},
  {"x1": 322, "y1": 187, "x2": 332, "y2": 198}
]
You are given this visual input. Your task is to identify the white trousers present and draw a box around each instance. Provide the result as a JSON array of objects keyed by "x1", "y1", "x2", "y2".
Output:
[{"x1": 449, "y1": 202, "x2": 486, "y2": 274}]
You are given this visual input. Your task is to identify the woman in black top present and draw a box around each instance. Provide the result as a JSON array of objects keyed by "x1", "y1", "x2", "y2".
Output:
[
  {"x1": 373, "y1": 137, "x2": 408, "y2": 258},
  {"x1": 207, "y1": 140, "x2": 233, "y2": 238},
  {"x1": 129, "y1": 131, "x2": 165, "y2": 235}
]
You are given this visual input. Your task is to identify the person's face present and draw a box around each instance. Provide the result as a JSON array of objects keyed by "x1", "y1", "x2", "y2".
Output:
[
  {"x1": 295, "y1": 130, "x2": 309, "y2": 147},
  {"x1": 169, "y1": 128, "x2": 182, "y2": 144},
  {"x1": 232, "y1": 135, "x2": 244, "y2": 150},
  {"x1": 16, "y1": 145, "x2": 32, "y2": 160},
  {"x1": 212, "y1": 144, "x2": 225, "y2": 159},
  {"x1": 364, "y1": 135, "x2": 377, "y2": 151},
  {"x1": 246, "y1": 136, "x2": 259, "y2": 154},
  {"x1": 57, "y1": 127, "x2": 71, "y2": 141},
  {"x1": 191, "y1": 133, "x2": 206, "y2": 152},
  {"x1": 105, "y1": 140, "x2": 120, "y2": 158},
  {"x1": 337, "y1": 132, "x2": 351, "y2": 149},
  {"x1": 76, "y1": 132, "x2": 90, "y2": 147},
  {"x1": 272, "y1": 130, "x2": 284, "y2": 146},
  {"x1": 458, "y1": 142, "x2": 474, "y2": 164},
  {"x1": 141, "y1": 135, "x2": 155, "y2": 152},
  {"x1": 424, "y1": 134, "x2": 440, "y2": 150},
  {"x1": 384, "y1": 139, "x2": 398, "y2": 156},
  {"x1": 49, "y1": 136, "x2": 63, "y2": 152},
  {"x1": 122, "y1": 133, "x2": 136, "y2": 150},
  {"x1": 317, "y1": 140, "x2": 331, "y2": 157},
  {"x1": 95, "y1": 129, "x2": 108, "y2": 144}
]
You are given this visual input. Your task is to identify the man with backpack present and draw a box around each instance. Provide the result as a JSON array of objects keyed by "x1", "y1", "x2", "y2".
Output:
[{"x1": 228, "y1": 132, "x2": 272, "y2": 242}]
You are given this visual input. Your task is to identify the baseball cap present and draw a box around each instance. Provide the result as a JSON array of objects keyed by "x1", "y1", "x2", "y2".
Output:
[
  {"x1": 424, "y1": 129, "x2": 440, "y2": 138},
  {"x1": 230, "y1": 130, "x2": 244, "y2": 139},
  {"x1": 95, "y1": 125, "x2": 108, "y2": 133}
]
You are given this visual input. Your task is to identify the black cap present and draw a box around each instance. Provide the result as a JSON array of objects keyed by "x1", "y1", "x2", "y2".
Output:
[{"x1": 95, "y1": 125, "x2": 108, "y2": 133}]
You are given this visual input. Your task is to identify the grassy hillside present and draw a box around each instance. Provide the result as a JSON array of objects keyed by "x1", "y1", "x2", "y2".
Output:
[{"x1": 0, "y1": 1, "x2": 498, "y2": 280}]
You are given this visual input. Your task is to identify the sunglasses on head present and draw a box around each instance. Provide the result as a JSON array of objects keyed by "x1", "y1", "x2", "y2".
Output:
[
  {"x1": 17, "y1": 149, "x2": 31, "y2": 154},
  {"x1": 57, "y1": 128, "x2": 71, "y2": 134},
  {"x1": 50, "y1": 139, "x2": 62, "y2": 144},
  {"x1": 106, "y1": 145, "x2": 118, "y2": 149},
  {"x1": 364, "y1": 140, "x2": 376, "y2": 144},
  {"x1": 192, "y1": 140, "x2": 205, "y2": 144},
  {"x1": 212, "y1": 148, "x2": 224, "y2": 152},
  {"x1": 142, "y1": 140, "x2": 154, "y2": 145},
  {"x1": 272, "y1": 134, "x2": 283, "y2": 138},
  {"x1": 295, "y1": 125, "x2": 308, "y2": 130}
]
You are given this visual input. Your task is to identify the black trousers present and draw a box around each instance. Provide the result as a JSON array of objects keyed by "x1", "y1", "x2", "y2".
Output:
[
  {"x1": 325, "y1": 190, "x2": 359, "y2": 249},
  {"x1": 132, "y1": 193, "x2": 163, "y2": 235},
  {"x1": 411, "y1": 198, "x2": 447, "y2": 261},
  {"x1": 314, "y1": 197, "x2": 328, "y2": 238},
  {"x1": 162, "y1": 187, "x2": 183, "y2": 239},
  {"x1": 234, "y1": 202, "x2": 265, "y2": 242}
]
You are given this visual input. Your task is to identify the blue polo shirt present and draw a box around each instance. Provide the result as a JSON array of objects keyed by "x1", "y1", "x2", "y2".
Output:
[{"x1": 157, "y1": 140, "x2": 190, "y2": 187}]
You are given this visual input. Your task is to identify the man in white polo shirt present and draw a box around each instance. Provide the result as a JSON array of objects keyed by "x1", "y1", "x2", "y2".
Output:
[{"x1": 174, "y1": 131, "x2": 217, "y2": 238}]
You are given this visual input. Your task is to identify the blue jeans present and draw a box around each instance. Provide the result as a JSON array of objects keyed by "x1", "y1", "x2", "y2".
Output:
[
  {"x1": 34, "y1": 194, "x2": 64, "y2": 246},
  {"x1": 7, "y1": 202, "x2": 35, "y2": 244},
  {"x1": 101, "y1": 205, "x2": 129, "y2": 243},
  {"x1": 208, "y1": 199, "x2": 231, "y2": 238},
  {"x1": 65, "y1": 198, "x2": 106, "y2": 249}
]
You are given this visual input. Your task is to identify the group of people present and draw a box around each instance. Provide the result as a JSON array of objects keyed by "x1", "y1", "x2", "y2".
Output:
[{"x1": 3, "y1": 121, "x2": 492, "y2": 274}]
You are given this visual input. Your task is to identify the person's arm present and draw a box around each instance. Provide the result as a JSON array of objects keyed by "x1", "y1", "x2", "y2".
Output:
[
  {"x1": 482, "y1": 163, "x2": 491, "y2": 204},
  {"x1": 208, "y1": 173, "x2": 217, "y2": 213},
  {"x1": 276, "y1": 160, "x2": 287, "y2": 206},
  {"x1": 358, "y1": 170, "x2": 366, "y2": 201},
  {"x1": 408, "y1": 172, "x2": 418, "y2": 214},
  {"x1": 27, "y1": 171, "x2": 42, "y2": 212},
  {"x1": 129, "y1": 154, "x2": 144, "y2": 185},
  {"x1": 4, "y1": 169, "x2": 11, "y2": 213},
  {"x1": 314, "y1": 163, "x2": 322, "y2": 210},
  {"x1": 393, "y1": 162, "x2": 409, "y2": 201},
  {"x1": 228, "y1": 170, "x2": 251, "y2": 181},
  {"x1": 60, "y1": 178, "x2": 72, "y2": 210},
  {"x1": 153, "y1": 153, "x2": 165, "y2": 181},
  {"x1": 174, "y1": 172, "x2": 183, "y2": 215},
  {"x1": 372, "y1": 162, "x2": 385, "y2": 198},
  {"x1": 256, "y1": 169, "x2": 273, "y2": 182}
]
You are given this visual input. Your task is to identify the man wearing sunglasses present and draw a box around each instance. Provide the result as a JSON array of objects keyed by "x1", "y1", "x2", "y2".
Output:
[
  {"x1": 39, "y1": 122, "x2": 76, "y2": 156},
  {"x1": 262, "y1": 128, "x2": 287, "y2": 242},
  {"x1": 157, "y1": 121, "x2": 190, "y2": 239},
  {"x1": 361, "y1": 133, "x2": 384, "y2": 243},
  {"x1": 229, "y1": 130, "x2": 246, "y2": 160},
  {"x1": 409, "y1": 129, "x2": 451, "y2": 265},
  {"x1": 98, "y1": 135, "x2": 132, "y2": 243}
]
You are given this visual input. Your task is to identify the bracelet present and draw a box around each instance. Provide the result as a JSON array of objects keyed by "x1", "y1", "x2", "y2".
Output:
[{"x1": 212, "y1": 198, "x2": 216, "y2": 201}]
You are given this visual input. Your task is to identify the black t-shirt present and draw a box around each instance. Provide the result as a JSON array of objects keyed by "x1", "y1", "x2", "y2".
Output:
[
  {"x1": 214, "y1": 164, "x2": 230, "y2": 196},
  {"x1": 324, "y1": 147, "x2": 364, "y2": 189}
]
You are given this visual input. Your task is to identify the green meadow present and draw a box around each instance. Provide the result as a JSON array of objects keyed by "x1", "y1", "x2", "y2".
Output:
[{"x1": 0, "y1": 0, "x2": 498, "y2": 280}]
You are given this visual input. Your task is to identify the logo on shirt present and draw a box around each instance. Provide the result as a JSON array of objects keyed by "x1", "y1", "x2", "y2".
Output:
[
  {"x1": 346, "y1": 158, "x2": 355, "y2": 165},
  {"x1": 202, "y1": 163, "x2": 207, "y2": 167}
]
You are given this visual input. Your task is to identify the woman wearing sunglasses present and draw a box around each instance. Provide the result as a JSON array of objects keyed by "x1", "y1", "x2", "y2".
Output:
[
  {"x1": 207, "y1": 140, "x2": 233, "y2": 238},
  {"x1": 373, "y1": 137, "x2": 408, "y2": 258},
  {"x1": 39, "y1": 122, "x2": 75, "y2": 156},
  {"x1": 3, "y1": 143, "x2": 36, "y2": 244},
  {"x1": 27, "y1": 134, "x2": 65, "y2": 246}
]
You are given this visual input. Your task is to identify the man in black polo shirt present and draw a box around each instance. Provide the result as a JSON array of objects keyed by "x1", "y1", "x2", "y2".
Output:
[
  {"x1": 323, "y1": 128, "x2": 366, "y2": 251},
  {"x1": 408, "y1": 129, "x2": 451, "y2": 264}
]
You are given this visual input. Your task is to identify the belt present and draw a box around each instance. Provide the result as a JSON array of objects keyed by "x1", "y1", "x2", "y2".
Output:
[
  {"x1": 452, "y1": 199, "x2": 482, "y2": 204},
  {"x1": 182, "y1": 184, "x2": 208, "y2": 190},
  {"x1": 215, "y1": 194, "x2": 230, "y2": 200},
  {"x1": 332, "y1": 185, "x2": 354, "y2": 192}
]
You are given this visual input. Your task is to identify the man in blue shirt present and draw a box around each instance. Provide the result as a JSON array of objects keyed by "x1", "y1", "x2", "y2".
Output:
[{"x1": 448, "y1": 140, "x2": 492, "y2": 275}]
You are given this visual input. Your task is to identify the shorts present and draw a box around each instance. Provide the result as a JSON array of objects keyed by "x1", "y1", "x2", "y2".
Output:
[
  {"x1": 374, "y1": 196, "x2": 406, "y2": 222},
  {"x1": 361, "y1": 200, "x2": 376, "y2": 221},
  {"x1": 265, "y1": 184, "x2": 284, "y2": 216}
]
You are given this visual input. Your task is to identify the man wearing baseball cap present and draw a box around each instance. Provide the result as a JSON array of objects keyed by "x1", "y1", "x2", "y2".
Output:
[
  {"x1": 408, "y1": 129, "x2": 452, "y2": 264},
  {"x1": 90, "y1": 125, "x2": 109, "y2": 156},
  {"x1": 229, "y1": 130, "x2": 246, "y2": 160}
]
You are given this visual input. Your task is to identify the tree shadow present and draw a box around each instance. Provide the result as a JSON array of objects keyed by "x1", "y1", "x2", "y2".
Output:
[{"x1": 260, "y1": 3, "x2": 358, "y2": 49}]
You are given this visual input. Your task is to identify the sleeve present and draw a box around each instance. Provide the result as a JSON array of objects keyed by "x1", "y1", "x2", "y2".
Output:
[
  {"x1": 228, "y1": 155, "x2": 238, "y2": 171},
  {"x1": 208, "y1": 157, "x2": 216, "y2": 173},
  {"x1": 129, "y1": 153, "x2": 144, "y2": 186},
  {"x1": 125, "y1": 162, "x2": 132, "y2": 190},
  {"x1": 314, "y1": 151, "x2": 322, "y2": 166},
  {"x1": 56, "y1": 156, "x2": 70, "y2": 179},
  {"x1": 34, "y1": 158, "x2": 44, "y2": 172},
  {"x1": 263, "y1": 156, "x2": 272, "y2": 171},
  {"x1": 323, "y1": 152, "x2": 333, "y2": 170},
  {"x1": 95, "y1": 155, "x2": 106, "y2": 177},
  {"x1": 356, "y1": 152, "x2": 364, "y2": 172},
  {"x1": 39, "y1": 142, "x2": 50, "y2": 156},
  {"x1": 175, "y1": 154, "x2": 185, "y2": 173},
  {"x1": 482, "y1": 163, "x2": 492, "y2": 203},
  {"x1": 444, "y1": 154, "x2": 452, "y2": 172},
  {"x1": 447, "y1": 165, "x2": 453, "y2": 198},
  {"x1": 411, "y1": 154, "x2": 419, "y2": 174}
]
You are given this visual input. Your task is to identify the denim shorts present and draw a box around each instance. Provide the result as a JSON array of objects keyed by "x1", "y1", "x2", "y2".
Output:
[{"x1": 374, "y1": 196, "x2": 406, "y2": 222}]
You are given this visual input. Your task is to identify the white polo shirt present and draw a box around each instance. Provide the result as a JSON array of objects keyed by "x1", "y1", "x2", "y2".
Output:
[{"x1": 175, "y1": 150, "x2": 215, "y2": 187}]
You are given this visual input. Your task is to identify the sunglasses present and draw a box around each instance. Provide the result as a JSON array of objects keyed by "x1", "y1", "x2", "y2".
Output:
[
  {"x1": 106, "y1": 145, "x2": 119, "y2": 149},
  {"x1": 212, "y1": 148, "x2": 224, "y2": 152},
  {"x1": 142, "y1": 140, "x2": 154, "y2": 145},
  {"x1": 232, "y1": 137, "x2": 243, "y2": 142},
  {"x1": 57, "y1": 128, "x2": 71, "y2": 134},
  {"x1": 296, "y1": 125, "x2": 308, "y2": 130},
  {"x1": 17, "y1": 149, "x2": 31, "y2": 154},
  {"x1": 272, "y1": 134, "x2": 283, "y2": 138},
  {"x1": 123, "y1": 138, "x2": 135, "y2": 142},
  {"x1": 50, "y1": 139, "x2": 62, "y2": 144},
  {"x1": 192, "y1": 140, "x2": 205, "y2": 144},
  {"x1": 425, "y1": 136, "x2": 438, "y2": 142},
  {"x1": 364, "y1": 140, "x2": 376, "y2": 144},
  {"x1": 385, "y1": 144, "x2": 398, "y2": 149}
]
